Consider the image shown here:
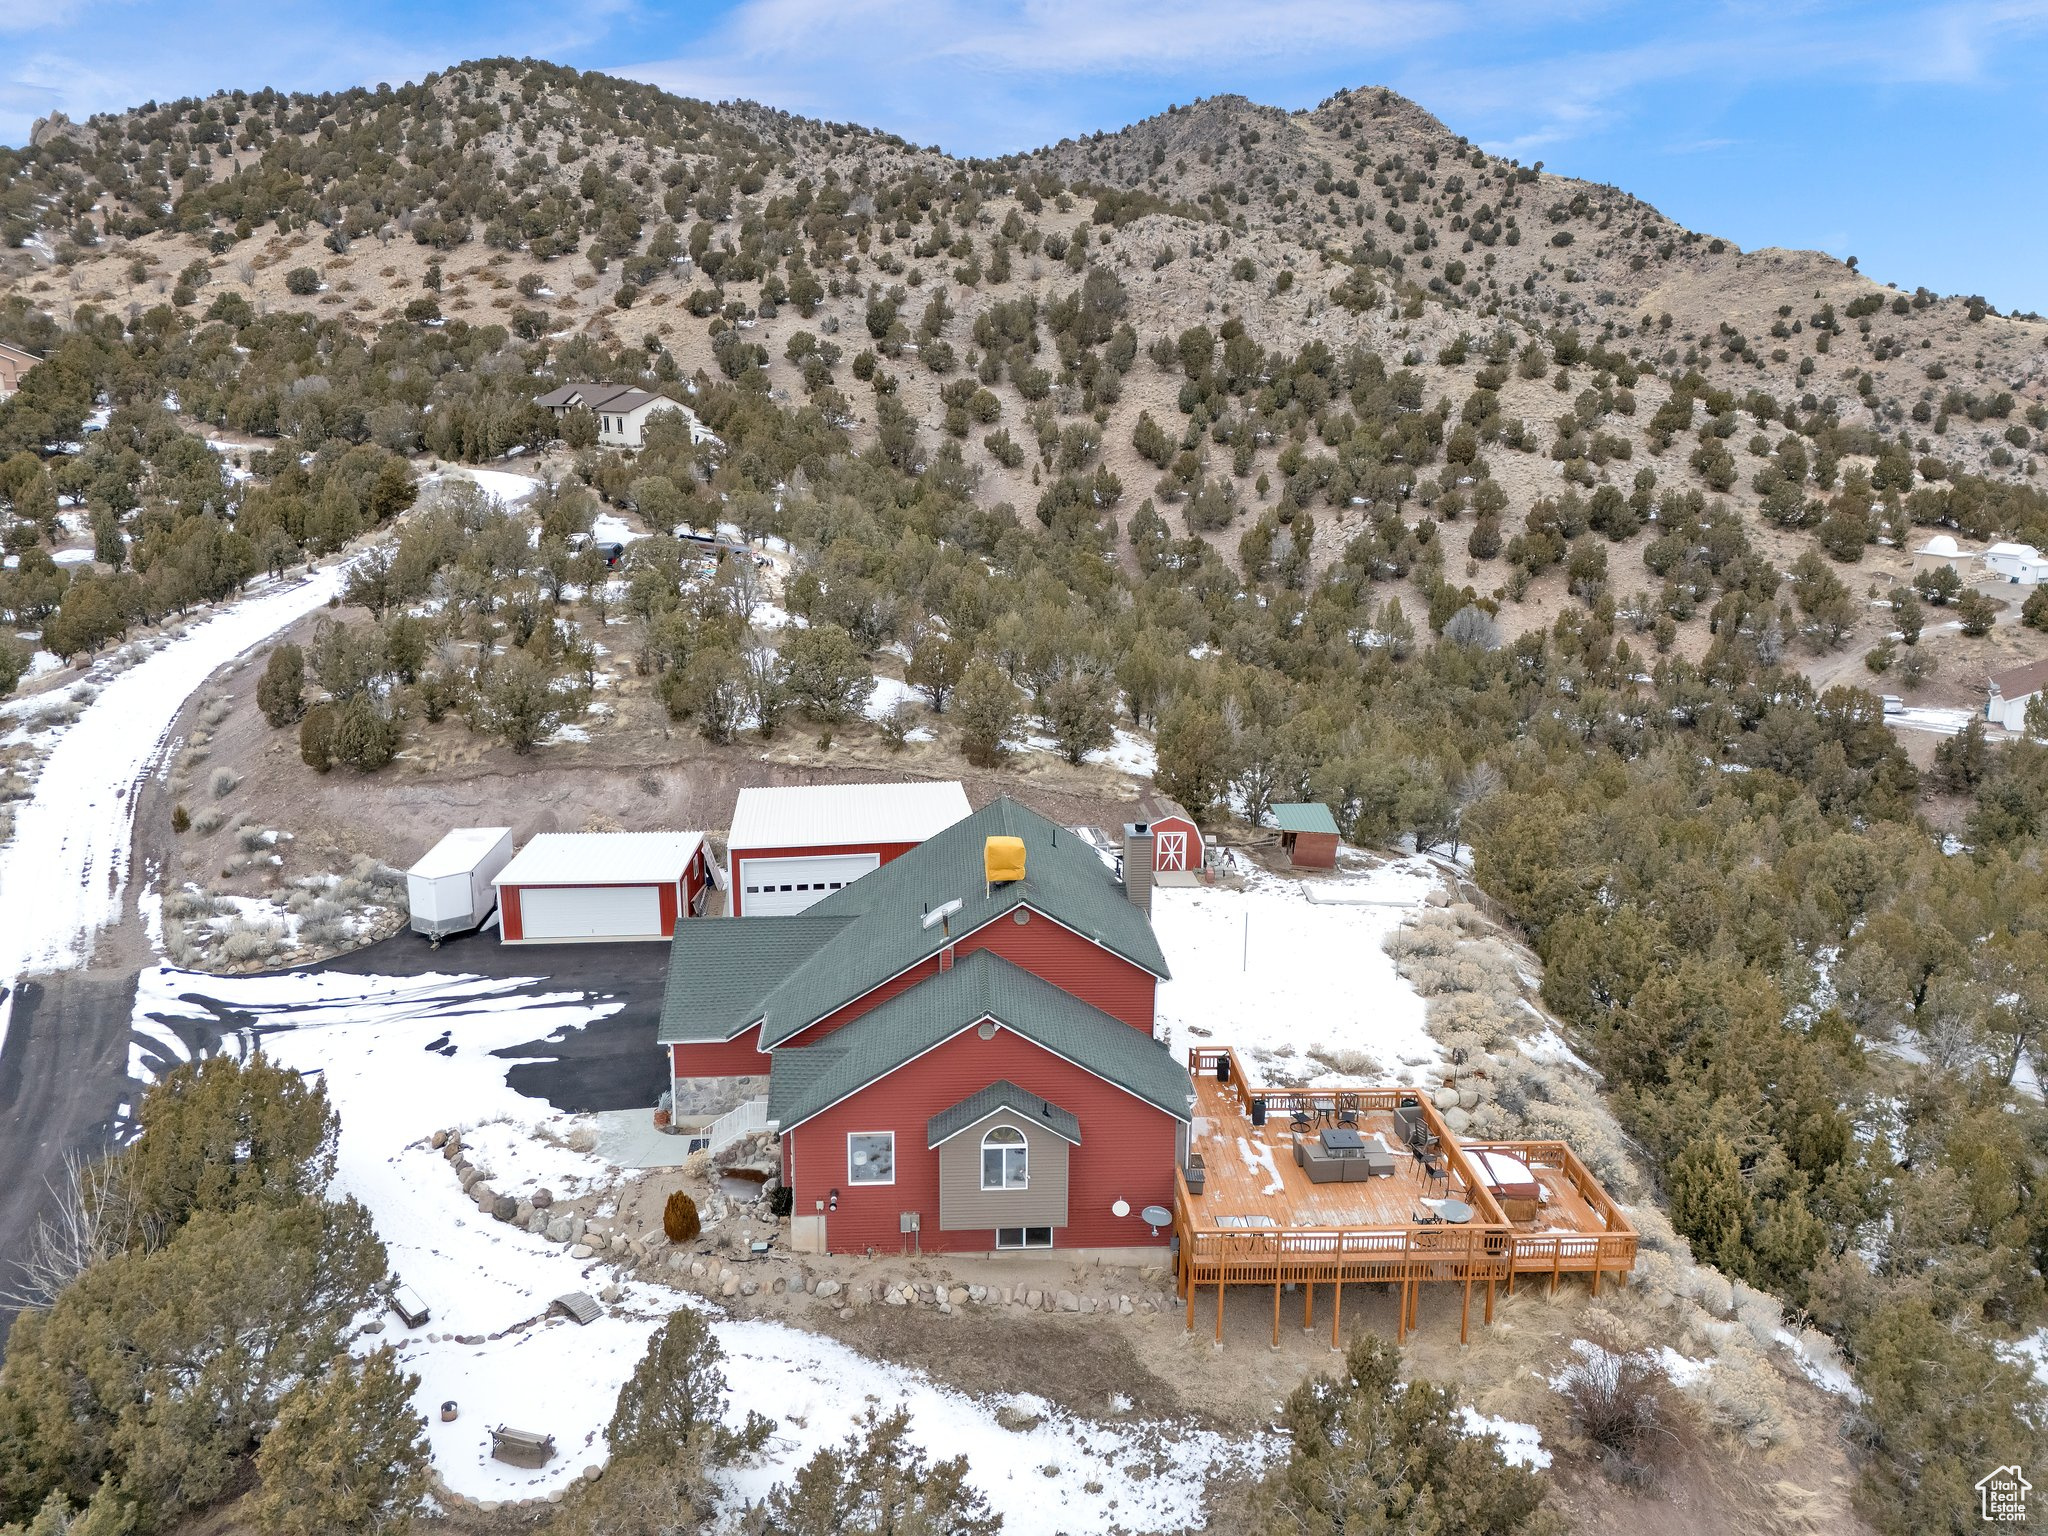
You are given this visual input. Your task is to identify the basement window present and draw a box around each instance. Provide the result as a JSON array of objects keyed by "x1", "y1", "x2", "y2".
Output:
[{"x1": 995, "y1": 1226, "x2": 1053, "y2": 1249}]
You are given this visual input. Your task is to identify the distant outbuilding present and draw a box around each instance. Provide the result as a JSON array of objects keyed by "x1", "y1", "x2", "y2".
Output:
[
  {"x1": 1270, "y1": 803, "x2": 1341, "y2": 869},
  {"x1": 727, "y1": 781, "x2": 971, "y2": 915},
  {"x1": 494, "y1": 832, "x2": 714, "y2": 943},
  {"x1": 1984, "y1": 542, "x2": 2048, "y2": 585}
]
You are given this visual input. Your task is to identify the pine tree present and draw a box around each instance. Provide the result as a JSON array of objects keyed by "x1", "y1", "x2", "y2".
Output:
[
  {"x1": 1043, "y1": 668, "x2": 1116, "y2": 764},
  {"x1": 1234, "y1": 1334, "x2": 1558, "y2": 1534},
  {"x1": 954, "y1": 660, "x2": 1019, "y2": 768},
  {"x1": 560, "y1": 1310, "x2": 769, "y2": 1534},
  {"x1": 1667, "y1": 1134, "x2": 1750, "y2": 1278},
  {"x1": 761, "y1": 1408, "x2": 1000, "y2": 1536},
  {"x1": 257, "y1": 643, "x2": 306, "y2": 727},
  {"x1": 250, "y1": 1348, "x2": 430, "y2": 1536}
]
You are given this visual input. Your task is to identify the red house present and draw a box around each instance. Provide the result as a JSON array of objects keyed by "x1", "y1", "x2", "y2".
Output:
[
  {"x1": 725, "y1": 780, "x2": 971, "y2": 915},
  {"x1": 658, "y1": 797, "x2": 1192, "y2": 1256},
  {"x1": 496, "y1": 832, "x2": 714, "y2": 944}
]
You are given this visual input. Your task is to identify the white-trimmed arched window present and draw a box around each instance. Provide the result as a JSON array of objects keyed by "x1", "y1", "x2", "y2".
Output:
[{"x1": 981, "y1": 1125, "x2": 1028, "y2": 1190}]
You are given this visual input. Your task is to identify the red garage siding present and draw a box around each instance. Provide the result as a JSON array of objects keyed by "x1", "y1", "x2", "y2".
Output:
[
  {"x1": 779, "y1": 907, "x2": 1158, "y2": 1049},
  {"x1": 671, "y1": 1030, "x2": 772, "y2": 1078},
  {"x1": 728, "y1": 840, "x2": 920, "y2": 916},
  {"x1": 502, "y1": 885, "x2": 524, "y2": 941},
  {"x1": 784, "y1": 1023, "x2": 1181, "y2": 1255}
]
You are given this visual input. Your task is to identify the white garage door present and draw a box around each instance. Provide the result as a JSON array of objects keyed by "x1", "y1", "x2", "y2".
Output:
[
  {"x1": 738, "y1": 852, "x2": 880, "y2": 916},
  {"x1": 516, "y1": 884, "x2": 662, "y2": 940}
]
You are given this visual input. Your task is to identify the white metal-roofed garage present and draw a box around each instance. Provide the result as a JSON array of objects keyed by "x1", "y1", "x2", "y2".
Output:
[
  {"x1": 494, "y1": 831, "x2": 712, "y2": 943},
  {"x1": 727, "y1": 781, "x2": 972, "y2": 916}
]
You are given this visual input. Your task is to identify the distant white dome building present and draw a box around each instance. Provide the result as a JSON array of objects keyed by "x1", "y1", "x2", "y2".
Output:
[{"x1": 1912, "y1": 533, "x2": 1971, "y2": 576}]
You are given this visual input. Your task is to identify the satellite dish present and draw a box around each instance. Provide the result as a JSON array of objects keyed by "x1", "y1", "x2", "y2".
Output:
[
  {"x1": 921, "y1": 898, "x2": 964, "y2": 930},
  {"x1": 1139, "y1": 1205, "x2": 1173, "y2": 1235},
  {"x1": 1111, "y1": 1198, "x2": 1131, "y2": 1219}
]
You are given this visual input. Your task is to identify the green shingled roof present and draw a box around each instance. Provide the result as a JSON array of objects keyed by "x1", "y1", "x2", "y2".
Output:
[
  {"x1": 656, "y1": 796, "x2": 1165, "y2": 1052},
  {"x1": 928, "y1": 1081, "x2": 1082, "y2": 1148},
  {"x1": 1271, "y1": 802, "x2": 1341, "y2": 836},
  {"x1": 657, "y1": 916, "x2": 849, "y2": 1043},
  {"x1": 766, "y1": 950, "x2": 1193, "y2": 1132}
]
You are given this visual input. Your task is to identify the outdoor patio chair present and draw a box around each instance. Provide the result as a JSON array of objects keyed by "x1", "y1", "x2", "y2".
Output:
[{"x1": 1290, "y1": 1108, "x2": 1314, "y2": 1133}]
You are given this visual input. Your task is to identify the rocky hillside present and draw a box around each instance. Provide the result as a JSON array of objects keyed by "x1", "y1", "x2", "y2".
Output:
[{"x1": 5, "y1": 60, "x2": 2048, "y2": 704}]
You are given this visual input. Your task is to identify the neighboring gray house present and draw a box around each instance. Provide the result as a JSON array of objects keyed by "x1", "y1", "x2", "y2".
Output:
[
  {"x1": 1987, "y1": 657, "x2": 2048, "y2": 732},
  {"x1": 533, "y1": 381, "x2": 700, "y2": 449},
  {"x1": 0, "y1": 340, "x2": 38, "y2": 400}
]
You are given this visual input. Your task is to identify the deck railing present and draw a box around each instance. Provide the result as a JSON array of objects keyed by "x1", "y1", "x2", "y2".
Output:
[
  {"x1": 705, "y1": 1095, "x2": 776, "y2": 1156},
  {"x1": 1176, "y1": 1047, "x2": 1637, "y2": 1323}
]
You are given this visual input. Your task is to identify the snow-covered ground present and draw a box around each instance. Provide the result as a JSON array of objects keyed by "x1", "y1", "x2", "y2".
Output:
[
  {"x1": 1152, "y1": 857, "x2": 1441, "y2": 1084},
  {"x1": 1458, "y1": 1409, "x2": 1549, "y2": 1470},
  {"x1": 1884, "y1": 704, "x2": 1998, "y2": 738},
  {"x1": 439, "y1": 466, "x2": 540, "y2": 504},
  {"x1": 0, "y1": 563, "x2": 348, "y2": 1051},
  {"x1": 588, "y1": 512, "x2": 645, "y2": 546},
  {"x1": 127, "y1": 966, "x2": 1262, "y2": 1523},
  {"x1": 1016, "y1": 725, "x2": 1158, "y2": 778}
]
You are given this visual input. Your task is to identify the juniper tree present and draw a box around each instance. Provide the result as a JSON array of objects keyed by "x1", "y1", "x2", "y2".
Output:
[{"x1": 250, "y1": 1348, "x2": 430, "y2": 1536}]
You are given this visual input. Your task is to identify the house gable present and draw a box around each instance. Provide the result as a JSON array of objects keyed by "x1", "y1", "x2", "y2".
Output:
[{"x1": 781, "y1": 1020, "x2": 1181, "y2": 1254}]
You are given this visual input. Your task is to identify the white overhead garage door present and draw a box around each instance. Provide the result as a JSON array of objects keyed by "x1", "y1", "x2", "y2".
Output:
[
  {"x1": 516, "y1": 884, "x2": 662, "y2": 940},
  {"x1": 738, "y1": 852, "x2": 880, "y2": 916}
]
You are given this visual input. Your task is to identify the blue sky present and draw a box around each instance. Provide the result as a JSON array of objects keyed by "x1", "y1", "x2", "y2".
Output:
[{"x1": 5, "y1": 1, "x2": 2045, "y2": 313}]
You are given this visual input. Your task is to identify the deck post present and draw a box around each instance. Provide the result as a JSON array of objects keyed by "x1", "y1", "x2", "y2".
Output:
[
  {"x1": 1485, "y1": 1276, "x2": 1495, "y2": 1325},
  {"x1": 1550, "y1": 1243, "x2": 1561, "y2": 1297},
  {"x1": 1460, "y1": 1271, "x2": 1473, "y2": 1345},
  {"x1": 1216, "y1": 1273, "x2": 1225, "y2": 1344},
  {"x1": 1330, "y1": 1278, "x2": 1342, "y2": 1350},
  {"x1": 1592, "y1": 1260, "x2": 1601, "y2": 1299},
  {"x1": 1272, "y1": 1280, "x2": 1281, "y2": 1349},
  {"x1": 1185, "y1": 1272, "x2": 1194, "y2": 1333},
  {"x1": 1303, "y1": 1279, "x2": 1313, "y2": 1331}
]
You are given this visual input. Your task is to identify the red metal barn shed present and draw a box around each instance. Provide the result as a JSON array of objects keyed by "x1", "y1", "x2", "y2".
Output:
[
  {"x1": 495, "y1": 832, "x2": 713, "y2": 943},
  {"x1": 1144, "y1": 814, "x2": 1202, "y2": 874},
  {"x1": 726, "y1": 781, "x2": 971, "y2": 916}
]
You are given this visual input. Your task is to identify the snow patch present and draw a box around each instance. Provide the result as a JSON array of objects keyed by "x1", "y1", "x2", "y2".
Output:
[{"x1": 1153, "y1": 860, "x2": 1440, "y2": 1084}]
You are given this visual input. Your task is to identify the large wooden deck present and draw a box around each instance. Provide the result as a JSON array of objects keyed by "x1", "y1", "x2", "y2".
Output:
[{"x1": 1174, "y1": 1048, "x2": 1637, "y2": 1347}]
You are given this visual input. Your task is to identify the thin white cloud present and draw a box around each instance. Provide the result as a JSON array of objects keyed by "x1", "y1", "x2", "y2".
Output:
[{"x1": 0, "y1": 0, "x2": 96, "y2": 36}]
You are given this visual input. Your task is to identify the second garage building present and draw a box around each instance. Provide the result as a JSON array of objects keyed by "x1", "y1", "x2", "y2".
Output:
[
  {"x1": 495, "y1": 832, "x2": 715, "y2": 943},
  {"x1": 727, "y1": 781, "x2": 972, "y2": 915}
]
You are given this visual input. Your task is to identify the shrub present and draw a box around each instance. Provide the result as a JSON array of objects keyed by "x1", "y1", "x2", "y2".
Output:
[
  {"x1": 171, "y1": 804, "x2": 191, "y2": 834},
  {"x1": 1558, "y1": 1342, "x2": 1678, "y2": 1485},
  {"x1": 663, "y1": 1190, "x2": 701, "y2": 1243},
  {"x1": 210, "y1": 768, "x2": 239, "y2": 799},
  {"x1": 284, "y1": 266, "x2": 320, "y2": 296},
  {"x1": 767, "y1": 1185, "x2": 794, "y2": 1218},
  {"x1": 300, "y1": 702, "x2": 338, "y2": 772},
  {"x1": 258, "y1": 643, "x2": 306, "y2": 726}
]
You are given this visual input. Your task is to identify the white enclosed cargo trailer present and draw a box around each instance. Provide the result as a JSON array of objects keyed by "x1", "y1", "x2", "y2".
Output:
[{"x1": 407, "y1": 827, "x2": 514, "y2": 943}]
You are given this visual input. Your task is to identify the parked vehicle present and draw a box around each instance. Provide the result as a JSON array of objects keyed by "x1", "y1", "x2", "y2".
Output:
[{"x1": 406, "y1": 827, "x2": 515, "y2": 944}]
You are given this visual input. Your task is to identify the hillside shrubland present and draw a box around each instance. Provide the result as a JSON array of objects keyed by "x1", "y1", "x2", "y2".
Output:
[{"x1": 1, "y1": 58, "x2": 2046, "y2": 1531}]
